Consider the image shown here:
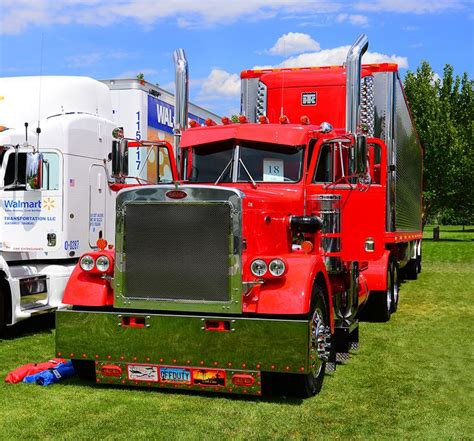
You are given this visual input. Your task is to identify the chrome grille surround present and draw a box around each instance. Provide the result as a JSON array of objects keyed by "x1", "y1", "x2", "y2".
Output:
[{"x1": 113, "y1": 185, "x2": 244, "y2": 313}]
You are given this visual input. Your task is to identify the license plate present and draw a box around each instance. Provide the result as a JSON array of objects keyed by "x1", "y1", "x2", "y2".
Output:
[
  {"x1": 159, "y1": 367, "x2": 192, "y2": 385},
  {"x1": 127, "y1": 364, "x2": 158, "y2": 382}
]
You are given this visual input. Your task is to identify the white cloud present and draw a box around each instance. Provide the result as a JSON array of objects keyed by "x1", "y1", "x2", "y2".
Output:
[
  {"x1": 1, "y1": 0, "x2": 344, "y2": 35},
  {"x1": 354, "y1": 0, "x2": 465, "y2": 14},
  {"x1": 269, "y1": 32, "x2": 320, "y2": 56},
  {"x1": 197, "y1": 69, "x2": 240, "y2": 100},
  {"x1": 335, "y1": 13, "x2": 369, "y2": 26},
  {"x1": 278, "y1": 46, "x2": 408, "y2": 68}
]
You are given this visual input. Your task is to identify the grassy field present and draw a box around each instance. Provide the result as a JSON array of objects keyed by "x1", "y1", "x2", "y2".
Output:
[{"x1": 1, "y1": 226, "x2": 472, "y2": 440}]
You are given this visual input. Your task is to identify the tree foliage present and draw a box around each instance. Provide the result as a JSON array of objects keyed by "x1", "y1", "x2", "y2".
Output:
[{"x1": 404, "y1": 62, "x2": 474, "y2": 225}]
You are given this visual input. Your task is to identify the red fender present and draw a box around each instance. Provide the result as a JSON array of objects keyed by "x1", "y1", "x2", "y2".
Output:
[
  {"x1": 364, "y1": 249, "x2": 391, "y2": 293},
  {"x1": 243, "y1": 254, "x2": 334, "y2": 330},
  {"x1": 62, "y1": 251, "x2": 114, "y2": 307}
]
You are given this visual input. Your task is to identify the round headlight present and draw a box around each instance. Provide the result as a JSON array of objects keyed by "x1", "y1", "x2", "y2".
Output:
[
  {"x1": 80, "y1": 255, "x2": 95, "y2": 271},
  {"x1": 269, "y1": 259, "x2": 286, "y2": 277},
  {"x1": 250, "y1": 259, "x2": 267, "y2": 277},
  {"x1": 96, "y1": 255, "x2": 110, "y2": 272}
]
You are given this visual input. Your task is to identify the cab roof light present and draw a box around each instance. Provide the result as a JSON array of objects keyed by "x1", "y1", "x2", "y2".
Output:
[
  {"x1": 221, "y1": 117, "x2": 231, "y2": 125},
  {"x1": 238, "y1": 115, "x2": 249, "y2": 124},
  {"x1": 205, "y1": 118, "x2": 217, "y2": 126},
  {"x1": 300, "y1": 115, "x2": 311, "y2": 125},
  {"x1": 189, "y1": 120, "x2": 199, "y2": 128},
  {"x1": 279, "y1": 115, "x2": 289, "y2": 124},
  {"x1": 258, "y1": 116, "x2": 269, "y2": 124}
]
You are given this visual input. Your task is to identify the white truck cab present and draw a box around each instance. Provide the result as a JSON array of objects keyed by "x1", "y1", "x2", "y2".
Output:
[{"x1": 0, "y1": 76, "x2": 116, "y2": 326}]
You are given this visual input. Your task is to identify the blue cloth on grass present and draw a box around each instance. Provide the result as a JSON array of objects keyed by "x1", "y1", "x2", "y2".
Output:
[{"x1": 23, "y1": 361, "x2": 76, "y2": 386}]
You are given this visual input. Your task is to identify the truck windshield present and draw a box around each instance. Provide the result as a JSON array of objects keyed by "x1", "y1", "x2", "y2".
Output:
[{"x1": 186, "y1": 140, "x2": 304, "y2": 183}]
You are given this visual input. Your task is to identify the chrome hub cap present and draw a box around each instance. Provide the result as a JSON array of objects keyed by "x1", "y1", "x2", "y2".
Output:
[{"x1": 309, "y1": 309, "x2": 331, "y2": 376}]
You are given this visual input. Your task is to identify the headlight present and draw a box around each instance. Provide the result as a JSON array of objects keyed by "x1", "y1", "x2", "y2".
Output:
[
  {"x1": 80, "y1": 255, "x2": 95, "y2": 271},
  {"x1": 250, "y1": 259, "x2": 267, "y2": 277},
  {"x1": 269, "y1": 259, "x2": 286, "y2": 276},
  {"x1": 96, "y1": 255, "x2": 110, "y2": 272}
]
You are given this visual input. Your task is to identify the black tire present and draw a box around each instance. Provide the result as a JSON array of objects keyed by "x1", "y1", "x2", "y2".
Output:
[
  {"x1": 390, "y1": 261, "x2": 400, "y2": 313},
  {"x1": 0, "y1": 295, "x2": 6, "y2": 336},
  {"x1": 72, "y1": 359, "x2": 96, "y2": 381},
  {"x1": 291, "y1": 284, "x2": 329, "y2": 398},
  {"x1": 402, "y1": 258, "x2": 418, "y2": 280},
  {"x1": 416, "y1": 254, "x2": 422, "y2": 274}
]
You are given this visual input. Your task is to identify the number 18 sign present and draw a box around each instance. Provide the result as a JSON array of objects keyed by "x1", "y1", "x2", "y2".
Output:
[{"x1": 263, "y1": 158, "x2": 284, "y2": 182}]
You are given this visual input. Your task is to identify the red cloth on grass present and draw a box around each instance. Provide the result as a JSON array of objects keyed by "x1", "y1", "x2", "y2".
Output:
[{"x1": 5, "y1": 359, "x2": 67, "y2": 384}]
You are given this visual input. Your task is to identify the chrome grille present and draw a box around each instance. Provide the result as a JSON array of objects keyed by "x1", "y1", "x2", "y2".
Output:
[{"x1": 123, "y1": 202, "x2": 231, "y2": 302}]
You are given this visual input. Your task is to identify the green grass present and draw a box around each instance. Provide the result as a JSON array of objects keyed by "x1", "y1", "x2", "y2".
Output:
[{"x1": 1, "y1": 226, "x2": 473, "y2": 440}]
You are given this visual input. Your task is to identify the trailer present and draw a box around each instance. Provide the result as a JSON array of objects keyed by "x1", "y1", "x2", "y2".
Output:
[{"x1": 56, "y1": 36, "x2": 423, "y2": 397}]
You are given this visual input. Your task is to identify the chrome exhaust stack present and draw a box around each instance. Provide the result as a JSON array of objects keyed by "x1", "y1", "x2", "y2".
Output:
[
  {"x1": 173, "y1": 48, "x2": 189, "y2": 170},
  {"x1": 345, "y1": 34, "x2": 369, "y2": 134}
]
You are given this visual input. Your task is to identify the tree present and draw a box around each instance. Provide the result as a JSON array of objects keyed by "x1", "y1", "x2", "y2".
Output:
[{"x1": 404, "y1": 62, "x2": 474, "y2": 226}]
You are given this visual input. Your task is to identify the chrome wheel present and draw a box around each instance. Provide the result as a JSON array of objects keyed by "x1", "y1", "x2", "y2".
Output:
[
  {"x1": 386, "y1": 268, "x2": 392, "y2": 313},
  {"x1": 309, "y1": 309, "x2": 331, "y2": 378}
]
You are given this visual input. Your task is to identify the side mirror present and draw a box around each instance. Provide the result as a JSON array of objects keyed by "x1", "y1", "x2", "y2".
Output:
[
  {"x1": 355, "y1": 134, "x2": 368, "y2": 176},
  {"x1": 111, "y1": 139, "x2": 129, "y2": 178},
  {"x1": 26, "y1": 152, "x2": 43, "y2": 190}
]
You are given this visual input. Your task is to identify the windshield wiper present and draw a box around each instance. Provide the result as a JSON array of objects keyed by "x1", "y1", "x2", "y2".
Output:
[
  {"x1": 239, "y1": 158, "x2": 257, "y2": 188},
  {"x1": 214, "y1": 157, "x2": 233, "y2": 185}
]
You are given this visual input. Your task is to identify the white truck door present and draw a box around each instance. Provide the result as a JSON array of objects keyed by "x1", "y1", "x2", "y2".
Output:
[{"x1": 88, "y1": 164, "x2": 107, "y2": 247}]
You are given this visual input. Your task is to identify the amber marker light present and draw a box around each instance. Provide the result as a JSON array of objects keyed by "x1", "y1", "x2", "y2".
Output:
[
  {"x1": 238, "y1": 115, "x2": 249, "y2": 123},
  {"x1": 258, "y1": 116, "x2": 269, "y2": 124},
  {"x1": 302, "y1": 240, "x2": 314, "y2": 253},
  {"x1": 205, "y1": 118, "x2": 216, "y2": 126},
  {"x1": 97, "y1": 238, "x2": 108, "y2": 250},
  {"x1": 189, "y1": 120, "x2": 199, "y2": 128},
  {"x1": 279, "y1": 115, "x2": 290, "y2": 124},
  {"x1": 221, "y1": 116, "x2": 231, "y2": 125},
  {"x1": 300, "y1": 115, "x2": 311, "y2": 125}
]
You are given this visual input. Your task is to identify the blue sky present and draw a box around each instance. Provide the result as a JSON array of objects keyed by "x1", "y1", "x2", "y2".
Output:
[{"x1": 1, "y1": 0, "x2": 473, "y2": 116}]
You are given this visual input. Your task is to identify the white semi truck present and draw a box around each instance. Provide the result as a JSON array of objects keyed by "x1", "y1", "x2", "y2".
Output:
[{"x1": 0, "y1": 75, "x2": 219, "y2": 329}]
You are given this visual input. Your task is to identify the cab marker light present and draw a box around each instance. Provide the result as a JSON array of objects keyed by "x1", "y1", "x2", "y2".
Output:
[
  {"x1": 205, "y1": 118, "x2": 216, "y2": 126},
  {"x1": 189, "y1": 120, "x2": 199, "y2": 128},
  {"x1": 279, "y1": 115, "x2": 290, "y2": 124},
  {"x1": 258, "y1": 116, "x2": 269, "y2": 124},
  {"x1": 300, "y1": 115, "x2": 311, "y2": 125},
  {"x1": 221, "y1": 116, "x2": 231, "y2": 125},
  {"x1": 238, "y1": 115, "x2": 249, "y2": 124}
]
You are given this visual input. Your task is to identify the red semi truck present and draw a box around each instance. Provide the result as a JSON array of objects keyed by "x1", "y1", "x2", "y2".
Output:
[{"x1": 55, "y1": 35, "x2": 423, "y2": 397}]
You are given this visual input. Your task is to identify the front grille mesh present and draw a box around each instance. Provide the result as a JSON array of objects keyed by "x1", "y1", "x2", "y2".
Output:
[{"x1": 124, "y1": 203, "x2": 231, "y2": 302}]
